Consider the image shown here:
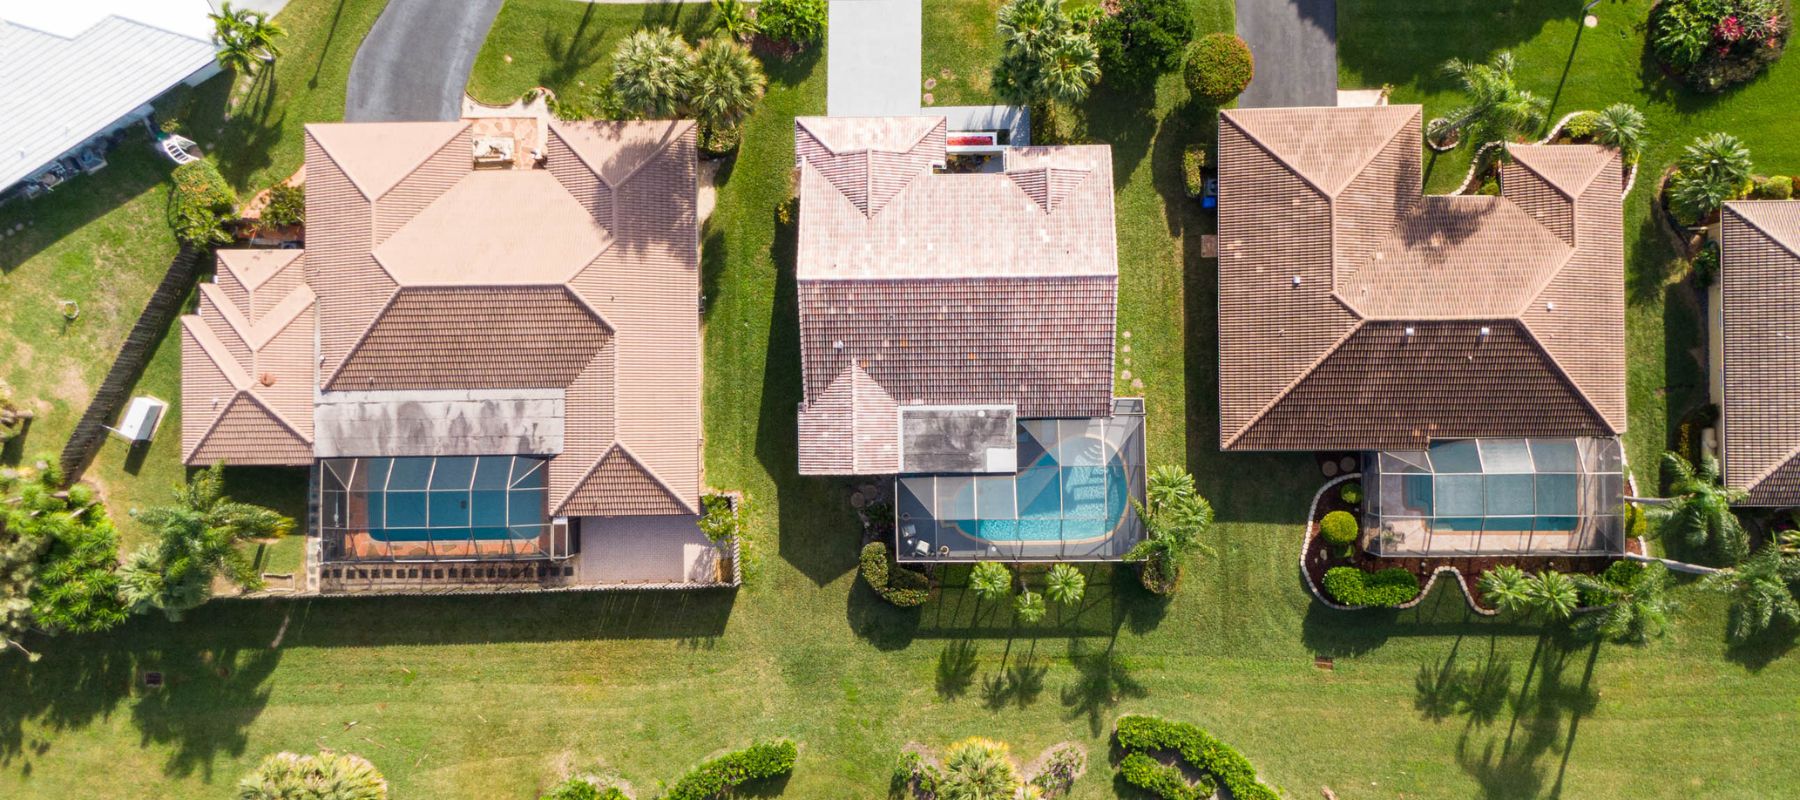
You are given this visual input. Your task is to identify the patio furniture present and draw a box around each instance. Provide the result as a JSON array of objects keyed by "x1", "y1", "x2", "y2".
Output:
[{"x1": 159, "y1": 135, "x2": 200, "y2": 165}]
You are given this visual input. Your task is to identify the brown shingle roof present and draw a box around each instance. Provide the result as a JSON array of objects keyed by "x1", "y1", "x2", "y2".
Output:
[
  {"x1": 1217, "y1": 105, "x2": 1625, "y2": 451},
  {"x1": 792, "y1": 117, "x2": 1118, "y2": 474},
  {"x1": 182, "y1": 120, "x2": 701, "y2": 515},
  {"x1": 1720, "y1": 201, "x2": 1800, "y2": 504}
]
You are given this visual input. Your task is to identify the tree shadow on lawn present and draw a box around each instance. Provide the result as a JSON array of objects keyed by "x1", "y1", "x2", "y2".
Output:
[
  {"x1": 1454, "y1": 632, "x2": 1602, "y2": 800},
  {"x1": 1414, "y1": 634, "x2": 1513, "y2": 728},
  {"x1": 539, "y1": 1, "x2": 613, "y2": 91},
  {"x1": 0, "y1": 146, "x2": 171, "y2": 274},
  {"x1": 1060, "y1": 638, "x2": 1147, "y2": 737},
  {"x1": 1301, "y1": 578, "x2": 1544, "y2": 658},
  {"x1": 1336, "y1": 0, "x2": 1579, "y2": 93}
]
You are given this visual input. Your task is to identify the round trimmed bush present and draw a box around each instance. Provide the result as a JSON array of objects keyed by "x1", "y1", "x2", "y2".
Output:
[
  {"x1": 1319, "y1": 510, "x2": 1359, "y2": 547},
  {"x1": 1338, "y1": 481, "x2": 1363, "y2": 505},
  {"x1": 1183, "y1": 33, "x2": 1253, "y2": 106}
]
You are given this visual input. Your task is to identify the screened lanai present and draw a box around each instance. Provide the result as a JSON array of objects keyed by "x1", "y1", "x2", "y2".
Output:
[
  {"x1": 318, "y1": 455, "x2": 569, "y2": 562},
  {"x1": 1363, "y1": 438, "x2": 1625, "y2": 557}
]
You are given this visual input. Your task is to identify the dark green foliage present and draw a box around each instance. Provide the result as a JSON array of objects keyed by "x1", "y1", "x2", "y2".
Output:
[
  {"x1": 2, "y1": 464, "x2": 126, "y2": 658},
  {"x1": 698, "y1": 494, "x2": 738, "y2": 542},
  {"x1": 167, "y1": 160, "x2": 238, "y2": 246},
  {"x1": 860, "y1": 541, "x2": 930, "y2": 607},
  {"x1": 699, "y1": 123, "x2": 742, "y2": 157},
  {"x1": 1338, "y1": 481, "x2": 1362, "y2": 505},
  {"x1": 119, "y1": 462, "x2": 294, "y2": 621},
  {"x1": 1182, "y1": 33, "x2": 1254, "y2": 106},
  {"x1": 1093, "y1": 0, "x2": 1195, "y2": 83},
  {"x1": 1692, "y1": 241, "x2": 1721, "y2": 288},
  {"x1": 1318, "y1": 510, "x2": 1359, "y2": 547},
  {"x1": 1478, "y1": 178, "x2": 1500, "y2": 196},
  {"x1": 538, "y1": 778, "x2": 625, "y2": 800},
  {"x1": 1752, "y1": 174, "x2": 1794, "y2": 198},
  {"x1": 1118, "y1": 752, "x2": 1212, "y2": 800},
  {"x1": 1113, "y1": 716, "x2": 1278, "y2": 800},
  {"x1": 756, "y1": 0, "x2": 828, "y2": 46},
  {"x1": 992, "y1": 0, "x2": 1101, "y2": 110},
  {"x1": 663, "y1": 740, "x2": 797, "y2": 800},
  {"x1": 1649, "y1": 0, "x2": 1790, "y2": 92},
  {"x1": 1322, "y1": 566, "x2": 1420, "y2": 607},
  {"x1": 1181, "y1": 143, "x2": 1206, "y2": 198},
  {"x1": 261, "y1": 183, "x2": 304, "y2": 227}
]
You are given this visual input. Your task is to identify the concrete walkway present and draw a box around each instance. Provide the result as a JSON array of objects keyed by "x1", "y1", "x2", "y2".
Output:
[
  {"x1": 345, "y1": 0, "x2": 505, "y2": 122},
  {"x1": 827, "y1": 0, "x2": 922, "y2": 117},
  {"x1": 1234, "y1": 0, "x2": 1337, "y2": 108}
]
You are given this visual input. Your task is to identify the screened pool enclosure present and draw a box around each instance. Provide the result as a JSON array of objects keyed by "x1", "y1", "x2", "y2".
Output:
[
  {"x1": 319, "y1": 455, "x2": 570, "y2": 561},
  {"x1": 1363, "y1": 438, "x2": 1626, "y2": 557}
]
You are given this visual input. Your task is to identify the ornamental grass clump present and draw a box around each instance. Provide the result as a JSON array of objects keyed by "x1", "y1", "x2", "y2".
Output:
[{"x1": 1667, "y1": 132, "x2": 1755, "y2": 225}]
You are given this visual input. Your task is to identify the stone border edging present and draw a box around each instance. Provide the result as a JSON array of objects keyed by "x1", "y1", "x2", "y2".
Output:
[
  {"x1": 1450, "y1": 111, "x2": 1638, "y2": 199},
  {"x1": 1300, "y1": 473, "x2": 1498, "y2": 615}
]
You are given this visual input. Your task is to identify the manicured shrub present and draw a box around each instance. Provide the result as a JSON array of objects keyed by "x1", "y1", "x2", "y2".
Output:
[
  {"x1": 1094, "y1": 0, "x2": 1195, "y2": 83},
  {"x1": 1626, "y1": 502, "x2": 1649, "y2": 540},
  {"x1": 756, "y1": 0, "x2": 828, "y2": 46},
  {"x1": 698, "y1": 494, "x2": 738, "y2": 542},
  {"x1": 1118, "y1": 752, "x2": 1213, "y2": 800},
  {"x1": 1753, "y1": 174, "x2": 1794, "y2": 199},
  {"x1": 167, "y1": 160, "x2": 238, "y2": 246},
  {"x1": 1338, "y1": 481, "x2": 1363, "y2": 505},
  {"x1": 1181, "y1": 143, "x2": 1207, "y2": 198},
  {"x1": 663, "y1": 740, "x2": 797, "y2": 800},
  {"x1": 1183, "y1": 33, "x2": 1253, "y2": 106},
  {"x1": 1113, "y1": 716, "x2": 1278, "y2": 800},
  {"x1": 1692, "y1": 241, "x2": 1721, "y2": 288},
  {"x1": 860, "y1": 541, "x2": 930, "y2": 607},
  {"x1": 1322, "y1": 566, "x2": 1420, "y2": 607},
  {"x1": 538, "y1": 778, "x2": 626, "y2": 800},
  {"x1": 261, "y1": 183, "x2": 304, "y2": 227},
  {"x1": 1319, "y1": 510, "x2": 1359, "y2": 548},
  {"x1": 1478, "y1": 178, "x2": 1501, "y2": 196},
  {"x1": 1563, "y1": 111, "x2": 1600, "y2": 139},
  {"x1": 1650, "y1": 0, "x2": 1790, "y2": 92}
]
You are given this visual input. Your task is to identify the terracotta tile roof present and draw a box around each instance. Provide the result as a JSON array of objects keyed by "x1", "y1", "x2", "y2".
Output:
[
  {"x1": 181, "y1": 121, "x2": 702, "y2": 516},
  {"x1": 1217, "y1": 105, "x2": 1625, "y2": 450},
  {"x1": 1720, "y1": 202, "x2": 1800, "y2": 504},
  {"x1": 560, "y1": 444, "x2": 689, "y2": 516},
  {"x1": 181, "y1": 250, "x2": 315, "y2": 466},
  {"x1": 328, "y1": 287, "x2": 612, "y2": 391},
  {"x1": 793, "y1": 117, "x2": 1117, "y2": 474}
]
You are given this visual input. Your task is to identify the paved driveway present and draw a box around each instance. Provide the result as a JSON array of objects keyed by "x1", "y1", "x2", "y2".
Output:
[
  {"x1": 1235, "y1": 0, "x2": 1337, "y2": 108},
  {"x1": 827, "y1": 0, "x2": 923, "y2": 117},
  {"x1": 345, "y1": 0, "x2": 505, "y2": 122}
]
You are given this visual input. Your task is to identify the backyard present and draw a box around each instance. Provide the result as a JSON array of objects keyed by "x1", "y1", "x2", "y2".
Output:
[{"x1": 0, "y1": 0, "x2": 1797, "y2": 798}]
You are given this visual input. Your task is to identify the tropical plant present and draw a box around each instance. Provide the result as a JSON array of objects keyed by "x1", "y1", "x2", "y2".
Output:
[
  {"x1": 970, "y1": 561, "x2": 1013, "y2": 601},
  {"x1": 1478, "y1": 564, "x2": 1533, "y2": 614},
  {"x1": 119, "y1": 463, "x2": 293, "y2": 621},
  {"x1": 663, "y1": 741, "x2": 797, "y2": 800},
  {"x1": 1015, "y1": 589, "x2": 1046, "y2": 623},
  {"x1": 1433, "y1": 52, "x2": 1548, "y2": 148},
  {"x1": 1649, "y1": 0, "x2": 1790, "y2": 92},
  {"x1": 1126, "y1": 465, "x2": 1215, "y2": 594},
  {"x1": 939, "y1": 738, "x2": 1020, "y2": 800},
  {"x1": 1526, "y1": 570, "x2": 1580, "y2": 621},
  {"x1": 1045, "y1": 563, "x2": 1086, "y2": 607},
  {"x1": 689, "y1": 37, "x2": 767, "y2": 134},
  {"x1": 1574, "y1": 561, "x2": 1675, "y2": 643},
  {"x1": 1591, "y1": 102, "x2": 1647, "y2": 164},
  {"x1": 237, "y1": 750, "x2": 388, "y2": 800},
  {"x1": 711, "y1": 0, "x2": 759, "y2": 42},
  {"x1": 1, "y1": 465, "x2": 126, "y2": 660},
  {"x1": 167, "y1": 160, "x2": 238, "y2": 246},
  {"x1": 260, "y1": 183, "x2": 304, "y2": 228},
  {"x1": 610, "y1": 28, "x2": 696, "y2": 119},
  {"x1": 756, "y1": 0, "x2": 829, "y2": 46},
  {"x1": 1651, "y1": 450, "x2": 1750, "y2": 563},
  {"x1": 539, "y1": 778, "x2": 626, "y2": 800},
  {"x1": 992, "y1": 0, "x2": 1101, "y2": 121},
  {"x1": 210, "y1": 2, "x2": 285, "y2": 76},
  {"x1": 1701, "y1": 544, "x2": 1800, "y2": 642},
  {"x1": 1667, "y1": 132, "x2": 1756, "y2": 224},
  {"x1": 1092, "y1": 0, "x2": 1194, "y2": 84}
]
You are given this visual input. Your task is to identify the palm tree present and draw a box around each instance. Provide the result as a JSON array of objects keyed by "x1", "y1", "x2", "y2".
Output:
[
  {"x1": 1651, "y1": 451, "x2": 1750, "y2": 564},
  {"x1": 1015, "y1": 589, "x2": 1046, "y2": 623},
  {"x1": 992, "y1": 0, "x2": 1099, "y2": 126},
  {"x1": 1478, "y1": 564, "x2": 1533, "y2": 614},
  {"x1": 238, "y1": 750, "x2": 388, "y2": 800},
  {"x1": 1573, "y1": 562, "x2": 1675, "y2": 643},
  {"x1": 1701, "y1": 545, "x2": 1800, "y2": 643},
  {"x1": 1526, "y1": 571, "x2": 1580, "y2": 621},
  {"x1": 939, "y1": 738, "x2": 1020, "y2": 800},
  {"x1": 210, "y1": 2, "x2": 284, "y2": 75},
  {"x1": 711, "y1": 0, "x2": 759, "y2": 42},
  {"x1": 1038, "y1": 33, "x2": 1101, "y2": 106},
  {"x1": 689, "y1": 37, "x2": 767, "y2": 131},
  {"x1": 997, "y1": 0, "x2": 1064, "y2": 56},
  {"x1": 1045, "y1": 563, "x2": 1086, "y2": 607},
  {"x1": 1592, "y1": 102, "x2": 1647, "y2": 164},
  {"x1": 1125, "y1": 466, "x2": 1215, "y2": 594},
  {"x1": 970, "y1": 561, "x2": 1013, "y2": 601},
  {"x1": 119, "y1": 463, "x2": 293, "y2": 622},
  {"x1": 1432, "y1": 52, "x2": 1548, "y2": 148},
  {"x1": 611, "y1": 28, "x2": 696, "y2": 119},
  {"x1": 1668, "y1": 132, "x2": 1755, "y2": 224}
]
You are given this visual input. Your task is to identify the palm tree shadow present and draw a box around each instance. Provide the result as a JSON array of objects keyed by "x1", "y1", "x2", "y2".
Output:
[
  {"x1": 540, "y1": 2, "x2": 613, "y2": 90},
  {"x1": 1059, "y1": 639, "x2": 1146, "y2": 736}
]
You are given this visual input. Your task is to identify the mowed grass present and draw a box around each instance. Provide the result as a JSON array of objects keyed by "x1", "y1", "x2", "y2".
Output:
[
  {"x1": 2, "y1": 1, "x2": 1799, "y2": 799},
  {"x1": 0, "y1": 0, "x2": 387, "y2": 546}
]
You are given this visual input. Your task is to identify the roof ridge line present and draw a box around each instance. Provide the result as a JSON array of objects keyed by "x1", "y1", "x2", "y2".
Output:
[
  {"x1": 1510, "y1": 319, "x2": 1621, "y2": 434},
  {"x1": 561, "y1": 285, "x2": 618, "y2": 334},
  {"x1": 610, "y1": 441, "x2": 699, "y2": 515},
  {"x1": 1223, "y1": 115, "x2": 1333, "y2": 199},
  {"x1": 1726, "y1": 202, "x2": 1800, "y2": 262},
  {"x1": 551, "y1": 440, "x2": 614, "y2": 515},
  {"x1": 322, "y1": 286, "x2": 402, "y2": 390},
  {"x1": 1509, "y1": 143, "x2": 1609, "y2": 199},
  {"x1": 188, "y1": 392, "x2": 312, "y2": 464},
  {"x1": 237, "y1": 390, "x2": 314, "y2": 445},
  {"x1": 1513, "y1": 243, "x2": 1579, "y2": 318},
  {"x1": 1223, "y1": 316, "x2": 1365, "y2": 449},
  {"x1": 797, "y1": 116, "x2": 941, "y2": 158},
  {"x1": 219, "y1": 249, "x2": 304, "y2": 292},
  {"x1": 1737, "y1": 439, "x2": 1800, "y2": 496},
  {"x1": 182, "y1": 316, "x2": 253, "y2": 391},
  {"x1": 549, "y1": 120, "x2": 692, "y2": 189},
  {"x1": 373, "y1": 122, "x2": 472, "y2": 204}
]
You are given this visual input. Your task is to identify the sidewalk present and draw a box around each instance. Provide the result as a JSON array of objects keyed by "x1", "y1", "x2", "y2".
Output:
[{"x1": 827, "y1": 0, "x2": 923, "y2": 117}]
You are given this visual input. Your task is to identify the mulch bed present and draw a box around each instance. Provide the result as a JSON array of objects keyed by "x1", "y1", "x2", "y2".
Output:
[{"x1": 1304, "y1": 482, "x2": 1644, "y2": 611}]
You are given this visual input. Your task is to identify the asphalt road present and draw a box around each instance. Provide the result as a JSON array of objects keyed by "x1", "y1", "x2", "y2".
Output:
[
  {"x1": 344, "y1": 0, "x2": 506, "y2": 122},
  {"x1": 1235, "y1": 0, "x2": 1338, "y2": 108}
]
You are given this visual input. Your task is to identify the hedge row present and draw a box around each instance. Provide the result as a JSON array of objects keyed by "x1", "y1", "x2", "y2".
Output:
[
  {"x1": 1118, "y1": 752, "x2": 1213, "y2": 800},
  {"x1": 1321, "y1": 566, "x2": 1420, "y2": 607},
  {"x1": 663, "y1": 740, "x2": 796, "y2": 800},
  {"x1": 860, "y1": 542, "x2": 930, "y2": 606},
  {"x1": 1114, "y1": 716, "x2": 1277, "y2": 800}
]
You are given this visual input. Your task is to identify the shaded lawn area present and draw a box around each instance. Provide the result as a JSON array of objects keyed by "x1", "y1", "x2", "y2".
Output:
[
  {"x1": 1338, "y1": 0, "x2": 1800, "y2": 492},
  {"x1": 3, "y1": 2, "x2": 1799, "y2": 799},
  {"x1": 0, "y1": 0, "x2": 385, "y2": 547},
  {"x1": 466, "y1": 0, "x2": 717, "y2": 105}
]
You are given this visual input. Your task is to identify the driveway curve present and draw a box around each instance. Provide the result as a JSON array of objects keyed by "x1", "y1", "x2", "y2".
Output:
[{"x1": 345, "y1": 0, "x2": 506, "y2": 122}]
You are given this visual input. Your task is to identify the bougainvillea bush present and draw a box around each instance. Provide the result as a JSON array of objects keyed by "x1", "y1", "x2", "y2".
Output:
[{"x1": 1649, "y1": 0, "x2": 1791, "y2": 92}]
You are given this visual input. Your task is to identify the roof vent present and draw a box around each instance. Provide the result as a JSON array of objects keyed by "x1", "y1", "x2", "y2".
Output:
[
  {"x1": 258, "y1": 372, "x2": 277, "y2": 387},
  {"x1": 1404, "y1": 326, "x2": 1415, "y2": 337},
  {"x1": 1479, "y1": 326, "x2": 1490, "y2": 337},
  {"x1": 1291, "y1": 275, "x2": 1302, "y2": 287},
  {"x1": 833, "y1": 340, "x2": 844, "y2": 349},
  {"x1": 1546, "y1": 301, "x2": 1557, "y2": 312}
]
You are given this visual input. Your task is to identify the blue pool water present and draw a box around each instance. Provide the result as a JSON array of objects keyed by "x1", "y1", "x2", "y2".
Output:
[{"x1": 945, "y1": 450, "x2": 1131, "y2": 543}]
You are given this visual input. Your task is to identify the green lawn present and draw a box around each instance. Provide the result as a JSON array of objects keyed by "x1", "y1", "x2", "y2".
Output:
[{"x1": 3, "y1": 1, "x2": 1799, "y2": 799}]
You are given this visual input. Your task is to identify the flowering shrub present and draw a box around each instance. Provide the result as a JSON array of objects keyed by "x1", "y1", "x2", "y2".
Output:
[{"x1": 1650, "y1": 0, "x2": 1790, "y2": 92}]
